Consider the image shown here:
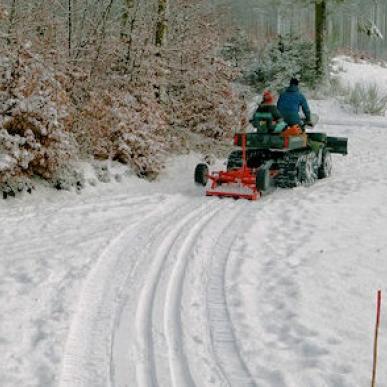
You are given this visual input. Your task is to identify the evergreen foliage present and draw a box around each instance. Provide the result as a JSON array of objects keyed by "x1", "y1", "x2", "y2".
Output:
[
  {"x1": 249, "y1": 34, "x2": 316, "y2": 90},
  {"x1": 220, "y1": 30, "x2": 255, "y2": 68}
]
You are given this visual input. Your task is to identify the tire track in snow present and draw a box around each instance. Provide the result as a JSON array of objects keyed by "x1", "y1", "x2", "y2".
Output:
[
  {"x1": 134, "y1": 200, "x2": 220, "y2": 387},
  {"x1": 109, "y1": 197, "x2": 211, "y2": 387},
  {"x1": 164, "y1": 204, "x2": 226, "y2": 387},
  {"x1": 59, "y1": 195, "x2": 183, "y2": 387},
  {"x1": 206, "y1": 204, "x2": 257, "y2": 387},
  {"x1": 177, "y1": 202, "x2": 254, "y2": 387}
]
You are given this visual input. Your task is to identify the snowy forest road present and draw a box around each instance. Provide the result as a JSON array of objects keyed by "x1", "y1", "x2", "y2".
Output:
[
  {"x1": 57, "y1": 194, "x2": 256, "y2": 387},
  {"x1": 2, "y1": 120, "x2": 387, "y2": 387}
]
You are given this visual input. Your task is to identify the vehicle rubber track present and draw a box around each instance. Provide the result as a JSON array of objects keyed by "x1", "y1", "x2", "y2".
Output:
[{"x1": 276, "y1": 150, "x2": 314, "y2": 188}]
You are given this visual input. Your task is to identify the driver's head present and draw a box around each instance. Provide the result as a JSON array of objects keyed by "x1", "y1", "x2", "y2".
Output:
[{"x1": 290, "y1": 78, "x2": 299, "y2": 87}]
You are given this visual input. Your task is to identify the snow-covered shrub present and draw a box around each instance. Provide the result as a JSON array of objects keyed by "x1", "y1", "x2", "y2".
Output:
[
  {"x1": 76, "y1": 87, "x2": 171, "y2": 179},
  {"x1": 168, "y1": 58, "x2": 245, "y2": 144},
  {"x1": 53, "y1": 166, "x2": 85, "y2": 192},
  {"x1": 308, "y1": 74, "x2": 346, "y2": 100},
  {"x1": 343, "y1": 82, "x2": 387, "y2": 115},
  {"x1": 0, "y1": 0, "x2": 247, "y2": 193},
  {"x1": 75, "y1": 5, "x2": 246, "y2": 179},
  {"x1": 0, "y1": 47, "x2": 77, "y2": 195},
  {"x1": 251, "y1": 34, "x2": 316, "y2": 90},
  {"x1": 165, "y1": 1, "x2": 247, "y2": 154},
  {"x1": 93, "y1": 164, "x2": 111, "y2": 184}
]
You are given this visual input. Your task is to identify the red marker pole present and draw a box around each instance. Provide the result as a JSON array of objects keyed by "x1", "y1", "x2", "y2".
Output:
[{"x1": 371, "y1": 290, "x2": 382, "y2": 387}]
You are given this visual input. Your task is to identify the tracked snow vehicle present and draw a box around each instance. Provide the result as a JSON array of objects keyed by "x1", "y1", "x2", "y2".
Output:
[{"x1": 194, "y1": 112, "x2": 348, "y2": 200}]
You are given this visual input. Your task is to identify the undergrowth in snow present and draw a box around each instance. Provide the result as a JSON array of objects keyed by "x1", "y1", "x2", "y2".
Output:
[
  {"x1": 0, "y1": 47, "x2": 76, "y2": 196},
  {"x1": 0, "y1": 40, "x2": 245, "y2": 196}
]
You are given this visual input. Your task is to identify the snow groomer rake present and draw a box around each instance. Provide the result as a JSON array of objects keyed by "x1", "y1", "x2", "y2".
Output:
[{"x1": 194, "y1": 134, "x2": 260, "y2": 201}]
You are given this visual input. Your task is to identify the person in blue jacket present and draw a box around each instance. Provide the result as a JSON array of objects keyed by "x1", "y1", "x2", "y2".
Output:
[{"x1": 277, "y1": 78, "x2": 312, "y2": 127}]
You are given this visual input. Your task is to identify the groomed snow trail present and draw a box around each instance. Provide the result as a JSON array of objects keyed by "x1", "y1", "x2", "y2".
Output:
[
  {"x1": 205, "y1": 210, "x2": 256, "y2": 387},
  {"x1": 59, "y1": 195, "x2": 185, "y2": 387},
  {"x1": 162, "y1": 204, "x2": 223, "y2": 387},
  {"x1": 3, "y1": 116, "x2": 387, "y2": 387},
  {"x1": 103, "y1": 122, "x2": 387, "y2": 386},
  {"x1": 134, "y1": 201, "x2": 220, "y2": 387},
  {"x1": 111, "y1": 198, "x2": 259, "y2": 387}
]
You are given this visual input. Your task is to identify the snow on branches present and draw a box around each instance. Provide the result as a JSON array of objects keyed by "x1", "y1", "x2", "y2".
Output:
[
  {"x1": 77, "y1": 85, "x2": 171, "y2": 179},
  {"x1": 0, "y1": 0, "x2": 247, "y2": 196},
  {"x1": 0, "y1": 47, "x2": 76, "y2": 195},
  {"x1": 168, "y1": 58, "x2": 244, "y2": 141},
  {"x1": 163, "y1": 0, "x2": 246, "y2": 148},
  {"x1": 0, "y1": 6, "x2": 7, "y2": 20}
]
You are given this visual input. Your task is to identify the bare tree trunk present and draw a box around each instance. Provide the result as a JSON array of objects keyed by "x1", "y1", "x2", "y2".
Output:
[
  {"x1": 74, "y1": 0, "x2": 89, "y2": 59},
  {"x1": 74, "y1": 0, "x2": 113, "y2": 61},
  {"x1": 155, "y1": 0, "x2": 168, "y2": 46},
  {"x1": 121, "y1": 0, "x2": 140, "y2": 73},
  {"x1": 154, "y1": 0, "x2": 169, "y2": 102},
  {"x1": 92, "y1": 0, "x2": 115, "y2": 71},
  {"x1": 315, "y1": 0, "x2": 327, "y2": 82},
  {"x1": 121, "y1": 0, "x2": 135, "y2": 39},
  {"x1": 350, "y1": 16, "x2": 357, "y2": 50},
  {"x1": 68, "y1": 0, "x2": 72, "y2": 56},
  {"x1": 7, "y1": 0, "x2": 17, "y2": 45}
]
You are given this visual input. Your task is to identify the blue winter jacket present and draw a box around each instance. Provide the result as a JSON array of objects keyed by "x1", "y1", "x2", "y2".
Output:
[{"x1": 277, "y1": 85, "x2": 311, "y2": 125}]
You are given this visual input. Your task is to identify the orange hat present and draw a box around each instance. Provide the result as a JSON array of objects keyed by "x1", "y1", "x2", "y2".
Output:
[{"x1": 262, "y1": 90, "x2": 274, "y2": 104}]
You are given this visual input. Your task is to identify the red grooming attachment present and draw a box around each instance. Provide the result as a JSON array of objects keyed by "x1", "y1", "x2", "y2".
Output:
[{"x1": 206, "y1": 134, "x2": 260, "y2": 201}]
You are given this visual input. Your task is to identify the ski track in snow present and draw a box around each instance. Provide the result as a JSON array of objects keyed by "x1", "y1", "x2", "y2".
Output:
[
  {"x1": 107, "y1": 197, "x2": 262, "y2": 387},
  {"x1": 59, "y1": 195, "x2": 175, "y2": 387},
  {"x1": 163, "y1": 204, "x2": 224, "y2": 387},
  {"x1": 134, "y1": 200, "x2": 220, "y2": 387},
  {"x1": 1, "y1": 194, "x2": 164, "y2": 387}
]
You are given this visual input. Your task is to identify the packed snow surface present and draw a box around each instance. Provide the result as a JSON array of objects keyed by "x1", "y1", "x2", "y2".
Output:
[{"x1": 2, "y1": 57, "x2": 387, "y2": 387}]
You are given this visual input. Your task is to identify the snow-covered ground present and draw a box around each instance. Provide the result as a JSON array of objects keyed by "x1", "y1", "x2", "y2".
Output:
[
  {"x1": 333, "y1": 55, "x2": 387, "y2": 92},
  {"x1": 2, "y1": 59, "x2": 387, "y2": 387}
]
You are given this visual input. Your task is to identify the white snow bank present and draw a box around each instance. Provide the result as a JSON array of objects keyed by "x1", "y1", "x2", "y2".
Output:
[
  {"x1": 333, "y1": 56, "x2": 387, "y2": 93},
  {"x1": 311, "y1": 98, "x2": 387, "y2": 128}
]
